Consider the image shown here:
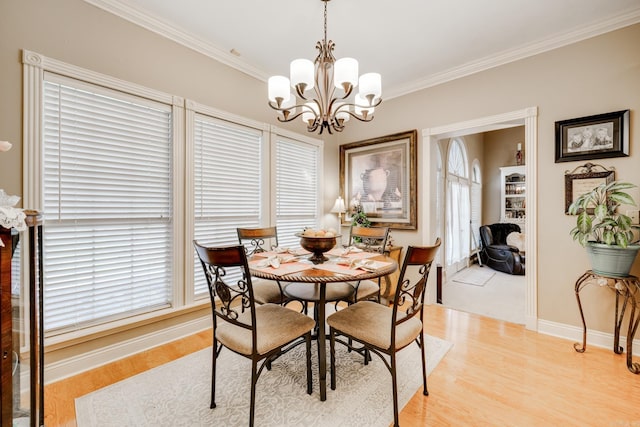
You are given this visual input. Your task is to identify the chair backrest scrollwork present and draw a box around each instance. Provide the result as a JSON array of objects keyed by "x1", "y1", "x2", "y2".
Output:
[
  {"x1": 391, "y1": 238, "x2": 441, "y2": 334},
  {"x1": 237, "y1": 226, "x2": 279, "y2": 255},
  {"x1": 348, "y1": 225, "x2": 390, "y2": 253},
  {"x1": 194, "y1": 242, "x2": 255, "y2": 331}
]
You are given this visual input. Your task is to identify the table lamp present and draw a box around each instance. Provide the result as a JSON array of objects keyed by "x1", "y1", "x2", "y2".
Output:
[{"x1": 330, "y1": 196, "x2": 347, "y2": 223}]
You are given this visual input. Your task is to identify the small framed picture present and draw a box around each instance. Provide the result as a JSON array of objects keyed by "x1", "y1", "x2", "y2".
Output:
[
  {"x1": 564, "y1": 163, "x2": 615, "y2": 214},
  {"x1": 555, "y1": 110, "x2": 629, "y2": 163}
]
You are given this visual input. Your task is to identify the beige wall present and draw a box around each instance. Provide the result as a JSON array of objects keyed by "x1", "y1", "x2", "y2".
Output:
[
  {"x1": 1, "y1": 0, "x2": 639, "y2": 370},
  {"x1": 483, "y1": 127, "x2": 526, "y2": 223},
  {"x1": 334, "y1": 23, "x2": 640, "y2": 333}
]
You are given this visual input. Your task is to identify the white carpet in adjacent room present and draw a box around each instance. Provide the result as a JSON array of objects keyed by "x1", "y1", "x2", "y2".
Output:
[
  {"x1": 451, "y1": 266, "x2": 495, "y2": 286},
  {"x1": 76, "y1": 335, "x2": 452, "y2": 427},
  {"x1": 444, "y1": 264, "x2": 525, "y2": 324}
]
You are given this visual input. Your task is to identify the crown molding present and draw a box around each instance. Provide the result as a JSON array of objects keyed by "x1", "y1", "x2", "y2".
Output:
[
  {"x1": 386, "y1": 7, "x2": 640, "y2": 99},
  {"x1": 83, "y1": 0, "x2": 269, "y2": 81},
  {"x1": 84, "y1": 1, "x2": 640, "y2": 100}
]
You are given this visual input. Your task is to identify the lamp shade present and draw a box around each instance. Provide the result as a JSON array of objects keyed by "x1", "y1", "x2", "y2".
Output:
[
  {"x1": 268, "y1": 76, "x2": 291, "y2": 103},
  {"x1": 290, "y1": 59, "x2": 315, "y2": 90},
  {"x1": 330, "y1": 196, "x2": 347, "y2": 213},
  {"x1": 358, "y1": 72, "x2": 382, "y2": 101},
  {"x1": 334, "y1": 58, "x2": 358, "y2": 88}
]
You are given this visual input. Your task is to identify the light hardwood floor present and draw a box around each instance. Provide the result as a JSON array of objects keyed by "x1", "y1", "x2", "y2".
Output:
[{"x1": 44, "y1": 304, "x2": 640, "y2": 426}]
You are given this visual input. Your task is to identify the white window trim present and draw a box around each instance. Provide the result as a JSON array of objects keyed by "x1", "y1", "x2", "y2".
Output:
[{"x1": 22, "y1": 50, "x2": 187, "y2": 341}]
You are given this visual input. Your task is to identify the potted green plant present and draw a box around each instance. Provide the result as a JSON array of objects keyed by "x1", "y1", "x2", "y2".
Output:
[
  {"x1": 568, "y1": 181, "x2": 640, "y2": 277},
  {"x1": 350, "y1": 204, "x2": 371, "y2": 228}
]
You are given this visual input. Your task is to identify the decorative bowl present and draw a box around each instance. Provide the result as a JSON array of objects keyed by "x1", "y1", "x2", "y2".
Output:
[{"x1": 295, "y1": 232, "x2": 339, "y2": 264}]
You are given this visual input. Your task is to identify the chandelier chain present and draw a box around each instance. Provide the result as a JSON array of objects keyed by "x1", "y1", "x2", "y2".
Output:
[{"x1": 323, "y1": 0, "x2": 328, "y2": 43}]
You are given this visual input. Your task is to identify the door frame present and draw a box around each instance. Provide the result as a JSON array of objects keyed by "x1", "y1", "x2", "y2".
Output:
[{"x1": 422, "y1": 107, "x2": 538, "y2": 331}]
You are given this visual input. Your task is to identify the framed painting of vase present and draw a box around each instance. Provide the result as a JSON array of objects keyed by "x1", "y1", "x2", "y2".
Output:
[{"x1": 339, "y1": 130, "x2": 417, "y2": 230}]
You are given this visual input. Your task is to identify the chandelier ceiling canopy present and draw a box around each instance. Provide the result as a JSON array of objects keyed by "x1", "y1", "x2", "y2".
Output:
[{"x1": 267, "y1": 0, "x2": 382, "y2": 135}]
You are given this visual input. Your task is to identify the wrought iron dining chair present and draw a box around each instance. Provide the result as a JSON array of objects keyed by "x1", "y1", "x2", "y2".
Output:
[
  {"x1": 194, "y1": 241, "x2": 315, "y2": 427},
  {"x1": 327, "y1": 238, "x2": 441, "y2": 427},
  {"x1": 237, "y1": 227, "x2": 288, "y2": 306},
  {"x1": 341, "y1": 225, "x2": 390, "y2": 303}
]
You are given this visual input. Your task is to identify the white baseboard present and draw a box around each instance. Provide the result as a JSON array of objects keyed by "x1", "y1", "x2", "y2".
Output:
[
  {"x1": 537, "y1": 318, "x2": 640, "y2": 351},
  {"x1": 44, "y1": 316, "x2": 211, "y2": 384}
]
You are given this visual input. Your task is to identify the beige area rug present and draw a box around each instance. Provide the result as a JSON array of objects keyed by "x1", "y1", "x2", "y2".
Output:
[
  {"x1": 451, "y1": 266, "x2": 496, "y2": 286},
  {"x1": 76, "y1": 335, "x2": 452, "y2": 427}
]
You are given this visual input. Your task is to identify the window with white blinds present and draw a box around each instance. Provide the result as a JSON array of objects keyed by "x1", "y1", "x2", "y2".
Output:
[
  {"x1": 275, "y1": 137, "x2": 320, "y2": 248},
  {"x1": 471, "y1": 162, "x2": 482, "y2": 251},
  {"x1": 24, "y1": 51, "x2": 324, "y2": 341},
  {"x1": 192, "y1": 115, "x2": 263, "y2": 296},
  {"x1": 42, "y1": 75, "x2": 173, "y2": 332}
]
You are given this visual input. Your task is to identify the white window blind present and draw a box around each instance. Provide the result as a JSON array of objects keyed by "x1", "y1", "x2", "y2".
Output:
[
  {"x1": 471, "y1": 164, "x2": 482, "y2": 251},
  {"x1": 193, "y1": 115, "x2": 262, "y2": 296},
  {"x1": 42, "y1": 75, "x2": 173, "y2": 333},
  {"x1": 275, "y1": 137, "x2": 319, "y2": 248}
]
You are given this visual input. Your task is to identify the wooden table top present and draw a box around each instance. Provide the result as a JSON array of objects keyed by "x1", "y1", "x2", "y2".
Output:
[{"x1": 249, "y1": 252, "x2": 398, "y2": 283}]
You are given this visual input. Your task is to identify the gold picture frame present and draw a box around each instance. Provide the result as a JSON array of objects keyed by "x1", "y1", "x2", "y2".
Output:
[{"x1": 339, "y1": 130, "x2": 417, "y2": 229}]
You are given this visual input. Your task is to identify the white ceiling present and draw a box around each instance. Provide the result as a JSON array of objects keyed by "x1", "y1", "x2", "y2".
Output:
[{"x1": 87, "y1": 0, "x2": 640, "y2": 99}]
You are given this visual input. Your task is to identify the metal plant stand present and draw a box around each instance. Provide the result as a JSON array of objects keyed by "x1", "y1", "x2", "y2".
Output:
[{"x1": 574, "y1": 270, "x2": 640, "y2": 374}]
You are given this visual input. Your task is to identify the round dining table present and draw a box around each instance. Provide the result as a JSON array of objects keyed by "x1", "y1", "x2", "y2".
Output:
[{"x1": 249, "y1": 251, "x2": 398, "y2": 401}]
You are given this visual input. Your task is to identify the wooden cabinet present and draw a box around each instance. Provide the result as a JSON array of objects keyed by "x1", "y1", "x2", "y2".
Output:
[
  {"x1": 500, "y1": 166, "x2": 526, "y2": 232},
  {"x1": 1, "y1": 211, "x2": 44, "y2": 427}
]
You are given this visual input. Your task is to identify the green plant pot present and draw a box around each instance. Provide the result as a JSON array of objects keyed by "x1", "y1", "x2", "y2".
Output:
[{"x1": 586, "y1": 242, "x2": 640, "y2": 277}]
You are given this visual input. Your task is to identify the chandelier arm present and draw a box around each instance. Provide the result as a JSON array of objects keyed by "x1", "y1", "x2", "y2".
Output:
[
  {"x1": 268, "y1": 100, "x2": 320, "y2": 114},
  {"x1": 294, "y1": 85, "x2": 309, "y2": 100},
  {"x1": 275, "y1": 110, "x2": 307, "y2": 123},
  {"x1": 351, "y1": 97, "x2": 383, "y2": 109},
  {"x1": 268, "y1": 101, "x2": 323, "y2": 125},
  {"x1": 307, "y1": 119, "x2": 322, "y2": 133},
  {"x1": 332, "y1": 85, "x2": 354, "y2": 101},
  {"x1": 342, "y1": 110, "x2": 375, "y2": 123}
]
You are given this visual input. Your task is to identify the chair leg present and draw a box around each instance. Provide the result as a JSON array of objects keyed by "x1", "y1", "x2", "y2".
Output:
[
  {"x1": 250, "y1": 358, "x2": 258, "y2": 426},
  {"x1": 329, "y1": 329, "x2": 337, "y2": 390},
  {"x1": 390, "y1": 352, "x2": 399, "y2": 427},
  {"x1": 305, "y1": 333, "x2": 313, "y2": 395},
  {"x1": 419, "y1": 333, "x2": 429, "y2": 396},
  {"x1": 211, "y1": 338, "x2": 218, "y2": 409}
]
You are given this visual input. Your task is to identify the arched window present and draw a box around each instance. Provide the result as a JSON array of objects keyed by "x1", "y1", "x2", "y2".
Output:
[
  {"x1": 470, "y1": 160, "x2": 482, "y2": 252},
  {"x1": 445, "y1": 138, "x2": 470, "y2": 272}
]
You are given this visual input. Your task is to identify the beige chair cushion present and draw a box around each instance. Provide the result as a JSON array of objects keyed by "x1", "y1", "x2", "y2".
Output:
[
  {"x1": 353, "y1": 279, "x2": 379, "y2": 301},
  {"x1": 217, "y1": 304, "x2": 315, "y2": 356},
  {"x1": 252, "y1": 278, "x2": 285, "y2": 305},
  {"x1": 327, "y1": 301, "x2": 422, "y2": 350}
]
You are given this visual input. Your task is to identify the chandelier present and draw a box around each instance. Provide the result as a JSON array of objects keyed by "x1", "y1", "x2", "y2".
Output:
[{"x1": 267, "y1": 0, "x2": 382, "y2": 134}]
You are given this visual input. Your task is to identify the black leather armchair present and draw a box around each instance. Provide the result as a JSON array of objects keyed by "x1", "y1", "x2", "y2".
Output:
[{"x1": 479, "y1": 223, "x2": 525, "y2": 275}]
